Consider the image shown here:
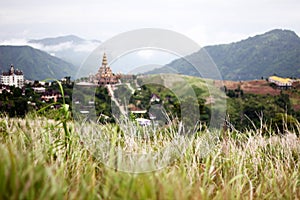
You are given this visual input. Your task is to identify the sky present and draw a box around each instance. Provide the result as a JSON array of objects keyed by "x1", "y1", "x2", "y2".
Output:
[{"x1": 1, "y1": 0, "x2": 300, "y2": 47}]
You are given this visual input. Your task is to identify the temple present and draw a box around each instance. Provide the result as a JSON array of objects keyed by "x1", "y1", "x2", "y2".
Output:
[{"x1": 89, "y1": 53, "x2": 120, "y2": 86}]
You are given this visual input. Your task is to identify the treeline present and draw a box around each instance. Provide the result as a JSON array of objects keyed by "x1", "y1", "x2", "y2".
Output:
[
  {"x1": 226, "y1": 89, "x2": 300, "y2": 133},
  {"x1": 2, "y1": 81, "x2": 300, "y2": 134}
]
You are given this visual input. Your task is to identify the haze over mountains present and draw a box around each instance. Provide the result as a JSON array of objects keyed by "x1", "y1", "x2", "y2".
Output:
[
  {"x1": 149, "y1": 29, "x2": 300, "y2": 80},
  {"x1": 1, "y1": 29, "x2": 300, "y2": 80},
  {"x1": 28, "y1": 35, "x2": 101, "y2": 68}
]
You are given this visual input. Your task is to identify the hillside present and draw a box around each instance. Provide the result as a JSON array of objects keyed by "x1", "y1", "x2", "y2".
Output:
[
  {"x1": 148, "y1": 29, "x2": 300, "y2": 80},
  {"x1": 0, "y1": 45, "x2": 76, "y2": 80}
]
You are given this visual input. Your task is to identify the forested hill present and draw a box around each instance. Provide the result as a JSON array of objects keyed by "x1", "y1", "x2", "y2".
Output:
[
  {"x1": 148, "y1": 29, "x2": 300, "y2": 80},
  {"x1": 0, "y1": 45, "x2": 76, "y2": 80}
]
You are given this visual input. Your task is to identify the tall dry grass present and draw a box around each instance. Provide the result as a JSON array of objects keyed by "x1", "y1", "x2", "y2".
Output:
[{"x1": 0, "y1": 115, "x2": 299, "y2": 199}]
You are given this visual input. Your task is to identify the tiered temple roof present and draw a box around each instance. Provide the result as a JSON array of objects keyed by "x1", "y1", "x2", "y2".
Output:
[{"x1": 96, "y1": 53, "x2": 119, "y2": 86}]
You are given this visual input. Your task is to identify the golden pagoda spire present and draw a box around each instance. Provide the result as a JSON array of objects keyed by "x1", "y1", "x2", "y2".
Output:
[{"x1": 102, "y1": 53, "x2": 108, "y2": 67}]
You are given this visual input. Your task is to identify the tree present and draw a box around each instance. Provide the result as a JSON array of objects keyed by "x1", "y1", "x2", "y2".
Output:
[
  {"x1": 275, "y1": 92, "x2": 292, "y2": 113},
  {"x1": 12, "y1": 87, "x2": 22, "y2": 98}
]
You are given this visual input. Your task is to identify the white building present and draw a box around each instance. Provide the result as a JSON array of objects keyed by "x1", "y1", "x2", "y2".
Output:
[
  {"x1": 1, "y1": 65, "x2": 24, "y2": 88},
  {"x1": 135, "y1": 118, "x2": 151, "y2": 126}
]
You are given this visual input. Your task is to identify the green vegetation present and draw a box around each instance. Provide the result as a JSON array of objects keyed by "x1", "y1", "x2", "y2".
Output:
[
  {"x1": 130, "y1": 75, "x2": 300, "y2": 133},
  {"x1": 129, "y1": 81, "x2": 210, "y2": 126},
  {"x1": 0, "y1": 82, "x2": 73, "y2": 119},
  {"x1": 227, "y1": 91, "x2": 300, "y2": 133},
  {"x1": 3, "y1": 74, "x2": 299, "y2": 134},
  {"x1": 95, "y1": 87, "x2": 114, "y2": 121},
  {"x1": 1, "y1": 75, "x2": 300, "y2": 199},
  {"x1": 0, "y1": 87, "x2": 28, "y2": 117},
  {"x1": 72, "y1": 85, "x2": 114, "y2": 122},
  {"x1": 2, "y1": 74, "x2": 300, "y2": 135},
  {"x1": 0, "y1": 115, "x2": 300, "y2": 199}
]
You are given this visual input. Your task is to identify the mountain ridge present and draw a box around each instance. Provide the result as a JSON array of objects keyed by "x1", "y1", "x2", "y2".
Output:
[
  {"x1": 29, "y1": 35, "x2": 86, "y2": 45},
  {"x1": 148, "y1": 29, "x2": 300, "y2": 80}
]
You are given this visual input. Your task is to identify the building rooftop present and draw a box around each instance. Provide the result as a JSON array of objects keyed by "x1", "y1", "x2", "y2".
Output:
[
  {"x1": 76, "y1": 82, "x2": 98, "y2": 86},
  {"x1": 1, "y1": 65, "x2": 23, "y2": 76},
  {"x1": 269, "y1": 76, "x2": 293, "y2": 84}
]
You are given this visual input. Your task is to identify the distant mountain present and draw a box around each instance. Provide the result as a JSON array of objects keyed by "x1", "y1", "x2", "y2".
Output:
[
  {"x1": 28, "y1": 35, "x2": 101, "y2": 72},
  {"x1": 29, "y1": 35, "x2": 86, "y2": 46},
  {"x1": 0, "y1": 45, "x2": 76, "y2": 80},
  {"x1": 148, "y1": 29, "x2": 300, "y2": 80}
]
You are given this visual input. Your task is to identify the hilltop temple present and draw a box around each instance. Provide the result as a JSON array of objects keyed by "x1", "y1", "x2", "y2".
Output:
[{"x1": 89, "y1": 53, "x2": 120, "y2": 86}]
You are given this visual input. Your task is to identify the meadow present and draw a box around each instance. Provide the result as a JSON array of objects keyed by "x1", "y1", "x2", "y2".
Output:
[{"x1": 0, "y1": 113, "x2": 299, "y2": 200}]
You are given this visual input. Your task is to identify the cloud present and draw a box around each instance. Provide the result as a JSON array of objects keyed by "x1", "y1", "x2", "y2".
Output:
[
  {"x1": 0, "y1": 38, "x2": 29, "y2": 46},
  {"x1": 0, "y1": 38, "x2": 100, "y2": 53},
  {"x1": 72, "y1": 41, "x2": 100, "y2": 52}
]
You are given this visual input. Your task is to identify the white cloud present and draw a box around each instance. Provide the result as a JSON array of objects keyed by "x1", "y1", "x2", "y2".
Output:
[
  {"x1": 0, "y1": 38, "x2": 28, "y2": 46},
  {"x1": 31, "y1": 42, "x2": 73, "y2": 52},
  {"x1": 0, "y1": 38, "x2": 100, "y2": 53}
]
